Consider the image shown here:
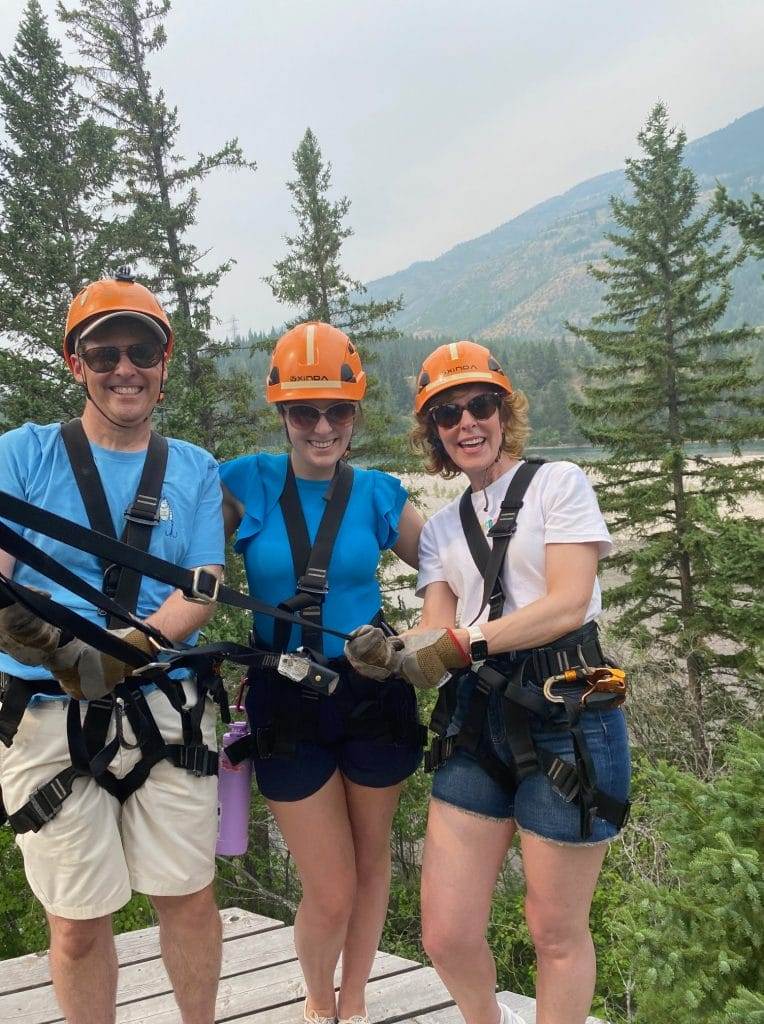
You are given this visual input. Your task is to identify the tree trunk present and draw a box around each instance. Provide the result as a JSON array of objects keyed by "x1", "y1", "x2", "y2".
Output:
[{"x1": 664, "y1": 311, "x2": 709, "y2": 766}]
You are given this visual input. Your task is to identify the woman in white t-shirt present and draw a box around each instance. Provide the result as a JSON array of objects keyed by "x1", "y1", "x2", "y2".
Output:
[{"x1": 346, "y1": 341, "x2": 630, "y2": 1024}]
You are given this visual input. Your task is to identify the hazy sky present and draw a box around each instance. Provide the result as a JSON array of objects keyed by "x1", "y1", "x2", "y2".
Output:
[{"x1": 1, "y1": 1, "x2": 763, "y2": 333}]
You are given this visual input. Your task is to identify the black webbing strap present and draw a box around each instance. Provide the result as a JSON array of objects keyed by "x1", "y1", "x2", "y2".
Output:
[
  {"x1": 6, "y1": 766, "x2": 80, "y2": 834},
  {"x1": 275, "y1": 460, "x2": 354, "y2": 654},
  {"x1": 0, "y1": 522, "x2": 170, "y2": 643},
  {"x1": 0, "y1": 572, "x2": 160, "y2": 673},
  {"x1": 0, "y1": 490, "x2": 352, "y2": 642},
  {"x1": 459, "y1": 458, "x2": 545, "y2": 624},
  {"x1": 0, "y1": 675, "x2": 64, "y2": 747},
  {"x1": 428, "y1": 461, "x2": 544, "y2": 774},
  {"x1": 61, "y1": 420, "x2": 168, "y2": 627},
  {"x1": 424, "y1": 626, "x2": 631, "y2": 838},
  {"x1": 7, "y1": 678, "x2": 218, "y2": 834}
]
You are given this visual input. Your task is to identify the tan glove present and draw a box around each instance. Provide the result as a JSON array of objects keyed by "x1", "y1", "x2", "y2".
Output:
[
  {"x1": 345, "y1": 625, "x2": 401, "y2": 681},
  {"x1": 0, "y1": 595, "x2": 62, "y2": 666},
  {"x1": 394, "y1": 629, "x2": 471, "y2": 690},
  {"x1": 49, "y1": 628, "x2": 155, "y2": 700},
  {"x1": 0, "y1": 594, "x2": 155, "y2": 699}
]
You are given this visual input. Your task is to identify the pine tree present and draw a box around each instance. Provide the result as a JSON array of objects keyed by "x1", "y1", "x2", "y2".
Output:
[
  {"x1": 716, "y1": 188, "x2": 764, "y2": 265},
  {"x1": 615, "y1": 726, "x2": 764, "y2": 1023},
  {"x1": 0, "y1": 0, "x2": 119, "y2": 427},
  {"x1": 264, "y1": 127, "x2": 408, "y2": 471},
  {"x1": 567, "y1": 103, "x2": 764, "y2": 759},
  {"x1": 57, "y1": 0, "x2": 258, "y2": 457},
  {"x1": 265, "y1": 127, "x2": 403, "y2": 347}
]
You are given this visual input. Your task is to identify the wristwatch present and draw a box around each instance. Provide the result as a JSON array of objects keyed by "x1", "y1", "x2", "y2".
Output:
[{"x1": 466, "y1": 625, "x2": 488, "y2": 664}]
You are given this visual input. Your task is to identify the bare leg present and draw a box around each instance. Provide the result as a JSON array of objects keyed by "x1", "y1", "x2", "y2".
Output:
[
  {"x1": 268, "y1": 770, "x2": 357, "y2": 1019},
  {"x1": 150, "y1": 884, "x2": 222, "y2": 1024},
  {"x1": 421, "y1": 799, "x2": 515, "y2": 1024},
  {"x1": 47, "y1": 913, "x2": 118, "y2": 1024},
  {"x1": 337, "y1": 779, "x2": 404, "y2": 1019},
  {"x1": 520, "y1": 832, "x2": 607, "y2": 1024}
]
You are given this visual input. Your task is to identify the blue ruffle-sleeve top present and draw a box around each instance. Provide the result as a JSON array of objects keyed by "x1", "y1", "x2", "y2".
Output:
[{"x1": 219, "y1": 453, "x2": 407, "y2": 659}]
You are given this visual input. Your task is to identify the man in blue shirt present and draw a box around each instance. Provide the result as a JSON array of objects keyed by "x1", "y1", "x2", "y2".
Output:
[{"x1": 0, "y1": 271, "x2": 225, "y2": 1024}]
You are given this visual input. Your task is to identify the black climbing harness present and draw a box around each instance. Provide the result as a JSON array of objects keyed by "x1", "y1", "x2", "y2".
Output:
[
  {"x1": 225, "y1": 459, "x2": 425, "y2": 766},
  {"x1": 424, "y1": 459, "x2": 630, "y2": 839},
  {"x1": 0, "y1": 431, "x2": 350, "y2": 833}
]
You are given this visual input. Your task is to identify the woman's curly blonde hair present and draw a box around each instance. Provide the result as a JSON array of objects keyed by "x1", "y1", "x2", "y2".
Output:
[{"x1": 410, "y1": 385, "x2": 530, "y2": 478}]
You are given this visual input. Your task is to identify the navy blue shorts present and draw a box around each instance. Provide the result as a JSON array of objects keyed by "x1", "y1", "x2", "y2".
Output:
[
  {"x1": 245, "y1": 664, "x2": 423, "y2": 802},
  {"x1": 431, "y1": 633, "x2": 631, "y2": 844}
]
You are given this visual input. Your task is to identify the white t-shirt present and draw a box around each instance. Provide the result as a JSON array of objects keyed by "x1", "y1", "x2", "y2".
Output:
[{"x1": 416, "y1": 460, "x2": 612, "y2": 627}]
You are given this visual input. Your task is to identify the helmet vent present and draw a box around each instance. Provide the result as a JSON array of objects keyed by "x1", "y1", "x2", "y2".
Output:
[
  {"x1": 114, "y1": 265, "x2": 135, "y2": 283},
  {"x1": 268, "y1": 366, "x2": 280, "y2": 385},
  {"x1": 488, "y1": 357, "x2": 503, "y2": 372},
  {"x1": 418, "y1": 372, "x2": 430, "y2": 390},
  {"x1": 340, "y1": 363, "x2": 356, "y2": 382},
  {"x1": 347, "y1": 342, "x2": 356, "y2": 355}
]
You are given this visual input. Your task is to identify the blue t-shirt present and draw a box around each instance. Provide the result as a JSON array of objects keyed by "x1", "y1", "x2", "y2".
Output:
[
  {"x1": 0, "y1": 422, "x2": 225, "y2": 692},
  {"x1": 220, "y1": 453, "x2": 407, "y2": 660}
]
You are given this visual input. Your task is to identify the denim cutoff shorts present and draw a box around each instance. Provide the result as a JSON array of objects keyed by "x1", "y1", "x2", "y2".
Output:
[{"x1": 431, "y1": 628, "x2": 631, "y2": 844}]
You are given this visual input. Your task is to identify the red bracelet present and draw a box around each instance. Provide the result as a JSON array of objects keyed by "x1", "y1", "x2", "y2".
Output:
[{"x1": 447, "y1": 628, "x2": 471, "y2": 665}]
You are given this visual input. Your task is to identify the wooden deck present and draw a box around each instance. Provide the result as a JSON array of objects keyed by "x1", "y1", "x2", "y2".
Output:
[{"x1": 0, "y1": 906, "x2": 603, "y2": 1023}]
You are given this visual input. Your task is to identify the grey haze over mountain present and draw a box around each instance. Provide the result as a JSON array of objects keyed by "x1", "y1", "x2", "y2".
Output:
[{"x1": 366, "y1": 107, "x2": 764, "y2": 339}]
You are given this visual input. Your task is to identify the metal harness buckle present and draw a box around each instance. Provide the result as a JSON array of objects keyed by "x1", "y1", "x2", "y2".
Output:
[
  {"x1": 547, "y1": 757, "x2": 579, "y2": 803},
  {"x1": 123, "y1": 494, "x2": 161, "y2": 526},
  {"x1": 27, "y1": 775, "x2": 71, "y2": 826},
  {"x1": 179, "y1": 744, "x2": 212, "y2": 777},
  {"x1": 297, "y1": 568, "x2": 329, "y2": 598},
  {"x1": 186, "y1": 567, "x2": 220, "y2": 604}
]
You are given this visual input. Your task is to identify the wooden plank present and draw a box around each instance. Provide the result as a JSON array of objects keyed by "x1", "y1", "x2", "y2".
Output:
[
  {"x1": 0, "y1": 907, "x2": 282, "y2": 995},
  {"x1": 1, "y1": 922, "x2": 298, "y2": 1024},
  {"x1": 494, "y1": 990, "x2": 606, "y2": 1024},
  {"x1": 397, "y1": 1007, "x2": 464, "y2": 1024},
  {"x1": 233, "y1": 966, "x2": 454, "y2": 1024},
  {"x1": 107, "y1": 949, "x2": 420, "y2": 1024}
]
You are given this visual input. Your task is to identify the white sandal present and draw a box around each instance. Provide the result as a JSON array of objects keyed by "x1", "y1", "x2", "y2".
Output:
[
  {"x1": 303, "y1": 997, "x2": 337, "y2": 1024},
  {"x1": 498, "y1": 1003, "x2": 527, "y2": 1024},
  {"x1": 337, "y1": 1013, "x2": 369, "y2": 1024}
]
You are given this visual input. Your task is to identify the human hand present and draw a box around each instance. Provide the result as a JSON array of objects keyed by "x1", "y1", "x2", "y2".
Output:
[
  {"x1": 0, "y1": 592, "x2": 61, "y2": 665},
  {"x1": 49, "y1": 628, "x2": 155, "y2": 700},
  {"x1": 393, "y1": 629, "x2": 470, "y2": 690},
  {"x1": 345, "y1": 625, "x2": 402, "y2": 680}
]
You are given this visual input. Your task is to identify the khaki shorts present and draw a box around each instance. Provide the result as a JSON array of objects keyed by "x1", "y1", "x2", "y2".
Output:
[{"x1": 0, "y1": 687, "x2": 218, "y2": 920}]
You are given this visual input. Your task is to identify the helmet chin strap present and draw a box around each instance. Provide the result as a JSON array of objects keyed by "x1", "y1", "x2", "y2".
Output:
[{"x1": 79, "y1": 358, "x2": 165, "y2": 431}]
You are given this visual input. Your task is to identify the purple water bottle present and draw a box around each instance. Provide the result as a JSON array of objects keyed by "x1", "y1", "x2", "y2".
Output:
[{"x1": 216, "y1": 719, "x2": 252, "y2": 856}]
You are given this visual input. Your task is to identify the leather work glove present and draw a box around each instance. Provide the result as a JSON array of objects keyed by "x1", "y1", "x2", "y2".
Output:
[
  {"x1": 47, "y1": 628, "x2": 156, "y2": 701},
  {"x1": 0, "y1": 596, "x2": 154, "y2": 700},
  {"x1": 0, "y1": 593, "x2": 62, "y2": 666},
  {"x1": 345, "y1": 625, "x2": 400, "y2": 681},
  {"x1": 393, "y1": 629, "x2": 471, "y2": 690}
]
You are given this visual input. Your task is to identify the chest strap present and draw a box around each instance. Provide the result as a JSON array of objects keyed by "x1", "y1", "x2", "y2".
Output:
[
  {"x1": 61, "y1": 419, "x2": 168, "y2": 627},
  {"x1": 458, "y1": 458, "x2": 545, "y2": 623},
  {"x1": 274, "y1": 459, "x2": 354, "y2": 655}
]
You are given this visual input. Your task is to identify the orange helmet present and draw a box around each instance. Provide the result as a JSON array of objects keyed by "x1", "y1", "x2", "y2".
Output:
[
  {"x1": 414, "y1": 341, "x2": 511, "y2": 413},
  {"x1": 266, "y1": 321, "x2": 366, "y2": 403},
  {"x1": 63, "y1": 266, "x2": 173, "y2": 368}
]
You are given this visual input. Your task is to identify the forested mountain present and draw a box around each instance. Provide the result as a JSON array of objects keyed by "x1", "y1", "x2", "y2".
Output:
[{"x1": 365, "y1": 107, "x2": 764, "y2": 338}]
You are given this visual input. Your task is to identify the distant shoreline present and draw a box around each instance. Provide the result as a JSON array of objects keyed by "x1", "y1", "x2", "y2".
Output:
[{"x1": 525, "y1": 441, "x2": 764, "y2": 461}]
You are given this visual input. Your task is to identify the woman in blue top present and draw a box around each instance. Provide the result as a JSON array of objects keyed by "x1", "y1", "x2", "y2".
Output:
[{"x1": 220, "y1": 322, "x2": 424, "y2": 1024}]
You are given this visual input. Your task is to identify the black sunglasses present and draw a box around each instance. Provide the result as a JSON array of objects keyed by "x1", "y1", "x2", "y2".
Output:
[
  {"x1": 429, "y1": 391, "x2": 503, "y2": 429},
  {"x1": 77, "y1": 341, "x2": 164, "y2": 373},
  {"x1": 285, "y1": 401, "x2": 358, "y2": 431}
]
